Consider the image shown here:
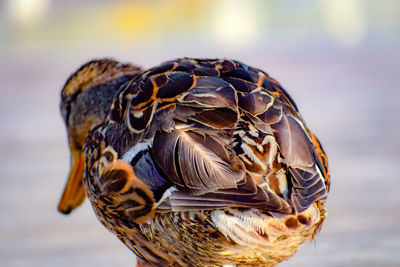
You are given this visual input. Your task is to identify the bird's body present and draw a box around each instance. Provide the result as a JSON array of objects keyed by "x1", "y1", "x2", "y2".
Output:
[{"x1": 59, "y1": 58, "x2": 329, "y2": 266}]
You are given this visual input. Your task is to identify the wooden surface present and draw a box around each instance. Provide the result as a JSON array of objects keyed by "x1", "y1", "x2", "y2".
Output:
[{"x1": 1, "y1": 39, "x2": 399, "y2": 266}]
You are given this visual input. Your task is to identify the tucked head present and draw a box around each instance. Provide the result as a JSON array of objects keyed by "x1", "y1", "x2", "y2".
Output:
[{"x1": 58, "y1": 58, "x2": 142, "y2": 214}]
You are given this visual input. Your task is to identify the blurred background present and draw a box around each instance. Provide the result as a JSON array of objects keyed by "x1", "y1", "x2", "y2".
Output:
[{"x1": 1, "y1": 0, "x2": 399, "y2": 266}]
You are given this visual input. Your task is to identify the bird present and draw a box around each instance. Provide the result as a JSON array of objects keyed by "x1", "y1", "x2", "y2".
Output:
[
  {"x1": 58, "y1": 57, "x2": 330, "y2": 266},
  {"x1": 58, "y1": 58, "x2": 143, "y2": 214}
]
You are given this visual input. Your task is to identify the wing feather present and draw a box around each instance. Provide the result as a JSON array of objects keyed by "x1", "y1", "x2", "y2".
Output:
[
  {"x1": 99, "y1": 58, "x2": 329, "y2": 216},
  {"x1": 270, "y1": 107, "x2": 328, "y2": 212},
  {"x1": 153, "y1": 130, "x2": 244, "y2": 191}
]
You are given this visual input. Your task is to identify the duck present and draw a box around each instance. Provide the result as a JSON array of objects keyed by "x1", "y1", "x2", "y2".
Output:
[
  {"x1": 58, "y1": 58, "x2": 143, "y2": 214},
  {"x1": 58, "y1": 57, "x2": 330, "y2": 266}
]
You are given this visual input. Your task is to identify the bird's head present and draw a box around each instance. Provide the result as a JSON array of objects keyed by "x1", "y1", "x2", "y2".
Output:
[{"x1": 58, "y1": 58, "x2": 142, "y2": 214}]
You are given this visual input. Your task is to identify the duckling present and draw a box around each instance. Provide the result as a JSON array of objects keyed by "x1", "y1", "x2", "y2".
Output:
[{"x1": 59, "y1": 58, "x2": 330, "y2": 266}]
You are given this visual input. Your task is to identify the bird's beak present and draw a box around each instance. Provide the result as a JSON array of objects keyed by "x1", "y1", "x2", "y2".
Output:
[{"x1": 57, "y1": 147, "x2": 86, "y2": 214}]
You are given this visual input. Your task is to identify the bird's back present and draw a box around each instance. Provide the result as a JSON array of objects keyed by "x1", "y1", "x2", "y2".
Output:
[{"x1": 83, "y1": 58, "x2": 329, "y2": 266}]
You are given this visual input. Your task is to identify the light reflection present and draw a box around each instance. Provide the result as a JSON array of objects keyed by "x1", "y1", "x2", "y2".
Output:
[
  {"x1": 213, "y1": 0, "x2": 259, "y2": 49},
  {"x1": 1, "y1": 0, "x2": 397, "y2": 51},
  {"x1": 6, "y1": 0, "x2": 50, "y2": 26},
  {"x1": 321, "y1": 0, "x2": 367, "y2": 47}
]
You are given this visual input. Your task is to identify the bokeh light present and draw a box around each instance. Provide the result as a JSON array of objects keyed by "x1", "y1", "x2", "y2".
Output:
[
  {"x1": 213, "y1": 0, "x2": 258, "y2": 49},
  {"x1": 6, "y1": 0, "x2": 51, "y2": 26},
  {"x1": 321, "y1": 0, "x2": 367, "y2": 47}
]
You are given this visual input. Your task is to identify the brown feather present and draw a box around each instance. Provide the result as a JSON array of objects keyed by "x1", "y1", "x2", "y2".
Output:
[{"x1": 71, "y1": 58, "x2": 330, "y2": 266}]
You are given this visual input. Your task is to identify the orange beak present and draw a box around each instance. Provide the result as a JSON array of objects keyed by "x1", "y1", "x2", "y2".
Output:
[{"x1": 57, "y1": 148, "x2": 86, "y2": 214}]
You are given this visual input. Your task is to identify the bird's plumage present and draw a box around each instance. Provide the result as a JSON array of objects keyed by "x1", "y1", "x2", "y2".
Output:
[
  {"x1": 58, "y1": 58, "x2": 143, "y2": 214},
  {"x1": 60, "y1": 58, "x2": 330, "y2": 266}
]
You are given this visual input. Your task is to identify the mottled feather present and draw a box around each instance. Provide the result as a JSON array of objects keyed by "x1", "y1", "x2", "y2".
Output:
[{"x1": 74, "y1": 58, "x2": 330, "y2": 266}]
